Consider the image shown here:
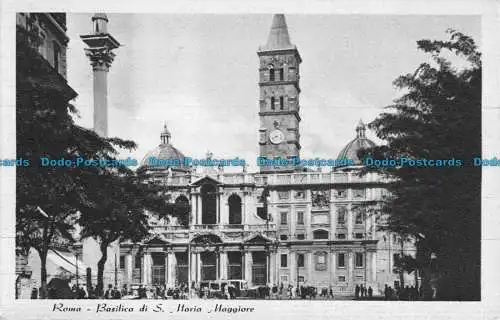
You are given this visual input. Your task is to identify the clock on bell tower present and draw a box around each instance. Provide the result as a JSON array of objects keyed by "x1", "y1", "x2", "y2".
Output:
[{"x1": 257, "y1": 14, "x2": 302, "y2": 173}]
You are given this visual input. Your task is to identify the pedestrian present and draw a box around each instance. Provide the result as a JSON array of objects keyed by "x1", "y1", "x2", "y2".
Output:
[
  {"x1": 329, "y1": 286, "x2": 334, "y2": 299},
  {"x1": 104, "y1": 284, "x2": 113, "y2": 299},
  {"x1": 355, "y1": 284, "x2": 360, "y2": 299},
  {"x1": 272, "y1": 283, "x2": 278, "y2": 299},
  {"x1": 368, "y1": 286, "x2": 373, "y2": 298},
  {"x1": 384, "y1": 284, "x2": 389, "y2": 300},
  {"x1": 30, "y1": 287, "x2": 38, "y2": 299},
  {"x1": 77, "y1": 285, "x2": 86, "y2": 299},
  {"x1": 121, "y1": 284, "x2": 128, "y2": 297},
  {"x1": 112, "y1": 286, "x2": 122, "y2": 299}
]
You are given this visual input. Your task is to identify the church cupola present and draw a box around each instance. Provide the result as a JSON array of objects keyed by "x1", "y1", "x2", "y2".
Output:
[
  {"x1": 356, "y1": 119, "x2": 366, "y2": 138},
  {"x1": 160, "y1": 123, "x2": 171, "y2": 145},
  {"x1": 92, "y1": 13, "x2": 108, "y2": 34}
]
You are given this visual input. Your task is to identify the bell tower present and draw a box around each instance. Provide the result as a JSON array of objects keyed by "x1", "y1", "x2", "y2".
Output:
[{"x1": 257, "y1": 14, "x2": 302, "y2": 173}]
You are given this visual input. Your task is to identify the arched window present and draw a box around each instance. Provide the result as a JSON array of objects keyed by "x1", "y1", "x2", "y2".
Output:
[
  {"x1": 313, "y1": 229, "x2": 329, "y2": 240},
  {"x1": 269, "y1": 68, "x2": 275, "y2": 81},
  {"x1": 201, "y1": 184, "x2": 217, "y2": 225},
  {"x1": 280, "y1": 96, "x2": 284, "y2": 110},
  {"x1": 270, "y1": 97, "x2": 275, "y2": 110},
  {"x1": 228, "y1": 194, "x2": 242, "y2": 225},
  {"x1": 174, "y1": 195, "x2": 190, "y2": 227}
]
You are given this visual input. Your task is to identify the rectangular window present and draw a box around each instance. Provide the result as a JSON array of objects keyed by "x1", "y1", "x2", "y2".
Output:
[
  {"x1": 271, "y1": 97, "x2": 275, "y2": 110},
  {"x1": 393, "y1": 253, "x2": 400, "y2": 273},
  {"x1": 355, "y1": 233, "x2": 364, "y2": 239},
  {"x1": 280, "y1": 234, "x2": 288, "y2": 241},
  {"x1": 269, "y1": 69, "x2": 275, "y2": 81},
  {"x1": 134, "y1": 254, "x2": 141, "y2": 269},
  {"x1": 295, "y1": 191, "x2": 305, "y2": 199},
  {"x1": 119, "y1": 256, "x2": 125, "y2": 269},
  {"x1": 297, "y1": 234, "x2": 305, "y2": 240},
  {"x1": 337, "y1": 211, "x2": 346, "y2": 225},
  {"x1": 278, "y1": 191, "x2": 290, "y2": 199},
  {"x1": 353, "y1": 189, "x2": 365, "y2": 198},
  {"x1": 297, "y1": 211, "x2": 304, "y2": 225},
  {"x1": 316, "y1": 252, "x2": 327, "y2": 271},
  {"x1": 280, "y1": 96, "x2": 284, "y2": 110},
  {"x1": 337, "y1": 253, "x2": 345, "y2": 268},
  {"x1": 53, "y1": 41, "x2": 60, "y2": 73},
  {"x1": 297, "y1": 254, "x2": 305, "y2": 267},
  {"x1": 281, "y1": 275, "x2": 288, "y2": 283},
  {"x1": 337, "y1": 233, "x2": 346, "y2": 240},
  {"x1": 338, "y1": 276, "x2": 346, "y2": 282},
  {"x1": 280, "y1": 212, "x2": 288, "y2": 225},
  {"x1": 279, "y1": 68, "x2": 284, "y2": 81},
  {"x1": 355, "y1": 252, "x2": 364, "y2": 268},
  {"x1": 280, "y1": 254, "x2": 288, "y2": 268},
  {"x1": 335, "y1": 189, "x2": 346, "y2": 198}
]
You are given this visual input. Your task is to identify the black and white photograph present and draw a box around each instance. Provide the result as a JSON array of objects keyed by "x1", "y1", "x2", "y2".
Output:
[{"x1": 1, "y1": 1, "x2": 500, "y2": 319}]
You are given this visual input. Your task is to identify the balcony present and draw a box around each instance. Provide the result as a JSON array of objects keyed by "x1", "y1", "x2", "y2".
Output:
[{"x1": 253, "y1": 172, "x2": 386, "y2": 186}]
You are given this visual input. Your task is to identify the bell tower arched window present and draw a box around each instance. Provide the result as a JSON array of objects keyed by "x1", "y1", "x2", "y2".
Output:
[{"x1": 269, "y1": 68, "x2": 275, "y2": 81}]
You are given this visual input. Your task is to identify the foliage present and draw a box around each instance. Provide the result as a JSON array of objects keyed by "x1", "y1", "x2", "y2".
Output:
[{"x1": 359, "y1": 30, "x2": 481, "y2": 300}]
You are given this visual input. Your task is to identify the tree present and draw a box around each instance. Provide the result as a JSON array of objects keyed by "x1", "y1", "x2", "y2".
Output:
[
  {"x1": 359, "y1": 30, "x2": 481, "y2": 300},
  {"x1": 16, "y1": 21, "x2": 156, "y2": 298},
  {"x1": 16, "y1": 22, "x2": 84, "y2": 298},
  {"x1": 78, "y1": 167, "x2": 166, "y2": 296}
]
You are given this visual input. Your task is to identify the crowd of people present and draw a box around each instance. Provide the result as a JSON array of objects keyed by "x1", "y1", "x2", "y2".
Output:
[
  {"x1": 383, "y1": 284, "x2": 420, "y2": 301},
  {"x1": 29, "y1": 280, "x2": 421, "y2": 300}
]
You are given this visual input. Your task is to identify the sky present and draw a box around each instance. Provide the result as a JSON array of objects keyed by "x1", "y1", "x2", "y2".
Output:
[{"x1": 66, "y1": 14, "x2": 480, "y2": 172}]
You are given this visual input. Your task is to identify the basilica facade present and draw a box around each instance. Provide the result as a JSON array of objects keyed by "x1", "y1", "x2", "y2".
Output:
[{"x1": 115, "y1": 14, "x2": 416, "y2": 296}]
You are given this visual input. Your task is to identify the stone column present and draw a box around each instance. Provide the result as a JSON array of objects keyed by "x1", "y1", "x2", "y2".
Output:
[
  {"x1": 164, "y1": 254, "x2": 169, "y2": 286},
  {"x1": 330, "y1": 203, "x2": 336, "y2": 240},
  {"x1": 244, "y1": 251, "x2": 252, "y2": 284},
  {"x1": 141, "y1": 254, "x2": 146, "y2": 284},
  {"x1": 167, "y1": 252, "x2": 176, "y2": 287},
  {"x1": 216, "y1": 251, "x2": 220, "y2": 280},
  {"x1": 190, "y1": 252, "x2": 196, "y2": 283},
  {"x1": 190, "y1": 194, "x2": 196, "y2": 229},
  {"x1": 143, "y1": 253, "x2": 152, "y2": 285},
  {"x1": 196, "y1": 253, "x2": 202, "y2": 282},
  {"x1": 330, "y1": 250, "x2": 336, "y2": 286},
  {"x1": 220, "y1": 250, "x2": 227, "y2": 280},
  {"x1": 347, "y1": 204, "x2": 353, "y2": 240},
  {"x1": 371, "y1": 251, "x2": 377, "y2": 284},
  {"x1": 347, "y1": 251, "x2": 353, "y2": 286},
  {"x1": 242, "y1": 195, "x2": 246, "y2": 225},
  {"x1": 217, "y1": 192, "x2": 221, "y2": 226},
  {"x1": 289, "y1": 251, "x2": 296, "y2": 286},
  {"x1": 307, "y1": 251, "x2": 313, "y2": 283},
  {"x1": 197, "y1": 195, "x2": 202, "y2": 225},
  {"x1": 125, "y1": 254, "x2": 133, "y2": 285},
  {"x1": 269, "y1": 250, "x2": 276, "y2": 284}
]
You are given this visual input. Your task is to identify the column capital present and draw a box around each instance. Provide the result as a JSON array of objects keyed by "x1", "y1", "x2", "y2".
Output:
[{"x1": 84, "y1": 47, "x2": 116, "y2": 71}]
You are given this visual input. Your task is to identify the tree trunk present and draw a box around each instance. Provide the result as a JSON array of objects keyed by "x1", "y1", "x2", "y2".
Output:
[
  {"x1": 39, "y1": 250, "x2": 48, "y2": 299},
  {"x1": 97, "y1": 241, "x2": 109, "y2": 297}
]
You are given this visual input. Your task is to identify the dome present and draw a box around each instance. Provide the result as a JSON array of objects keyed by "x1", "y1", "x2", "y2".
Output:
[
  {"x1": 337, "y1": 120, "x2": 376, "y2": 166},
  {"x1": 140, "y1": 124, "x2": 188, "y2": 171},
  {"x1": 92, "y1": 13, "x2": 108, "y2": 21}
]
